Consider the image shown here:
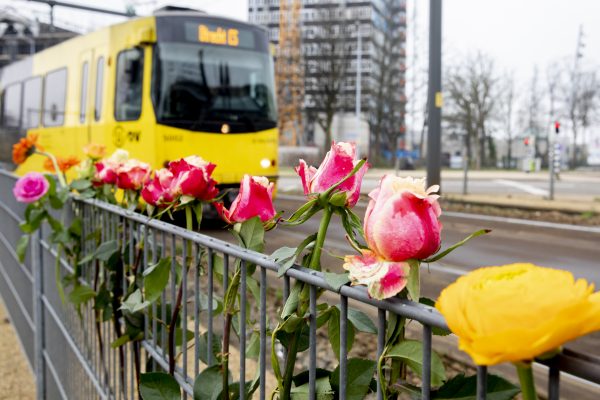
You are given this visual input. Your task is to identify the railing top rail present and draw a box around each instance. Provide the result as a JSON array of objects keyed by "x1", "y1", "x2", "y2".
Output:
[{"x1": 76, "y1": 196, "x2": 450, "y2": 330}]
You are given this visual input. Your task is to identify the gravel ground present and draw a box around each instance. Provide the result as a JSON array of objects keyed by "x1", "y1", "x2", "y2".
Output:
[{"x1": 0, "y1": 301, "x2": 36, "y2": 400}]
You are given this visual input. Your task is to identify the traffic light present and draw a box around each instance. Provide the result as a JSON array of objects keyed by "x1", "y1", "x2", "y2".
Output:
[
  {"x1": 555, "y1": 121, "x2": 560, "y2": 134},
  {"x1": 524, "y1": 137, "x2": 530, "y2": 146}
]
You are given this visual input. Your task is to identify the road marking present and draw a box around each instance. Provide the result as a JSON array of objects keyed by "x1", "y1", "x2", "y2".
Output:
[{"x1": 494, "y1": 179, "x2": 549, "y2": 196}]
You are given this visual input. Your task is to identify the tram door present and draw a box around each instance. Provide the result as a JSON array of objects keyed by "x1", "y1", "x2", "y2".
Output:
[
  {"x1": 77, "y1": 49, "x2": 93, "y2": 152},
  {"x1": 88, "y1": 48, "x2": 108, "y2": 150}
]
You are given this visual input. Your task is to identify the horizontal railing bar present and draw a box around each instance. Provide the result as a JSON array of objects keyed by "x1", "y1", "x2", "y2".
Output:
[
  {"x1": 0, "y1": 228, "x2": 34, "y2": 283},
  {"x1": 141, "y1": 341, "x2": 194, "y2": 394},
  {"x1": 538, "y1": 349, "x2": 600, "y2": 385},
  {"x1": 0, "y1": 198, "x2": 25, "y2": 225},
  {"x1": 42, "y1": 349, "x2": 71, "y2": 400},
  {"x1": 41, "y1": 295, "x2": 109, "y2": 399},
  {"x1": 76, "y1": 198, "x2": 450, "y2": 329},
  {"x1": 0, "y1": 258, "x2": 35, "y2": 331}
]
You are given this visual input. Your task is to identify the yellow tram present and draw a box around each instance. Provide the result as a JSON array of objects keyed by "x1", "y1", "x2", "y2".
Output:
[{"x1": 0, "y1": 8, "x2": 279, "y2": 189}]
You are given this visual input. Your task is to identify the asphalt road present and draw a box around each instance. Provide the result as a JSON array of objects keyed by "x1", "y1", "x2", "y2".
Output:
[
  {"x1": 204, "y1": 194, "x2": 600, "y2": 355},
  {"x1": 278, "y1": 173, "x2": 600, "y2": 197}
]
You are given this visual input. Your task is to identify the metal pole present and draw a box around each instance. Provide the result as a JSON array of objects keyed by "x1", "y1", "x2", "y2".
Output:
[
  {"x1": 355, "y1": 21, "x2": 362, "y2": 118},
  {"x1": 33, "y1": 230, "x2": 46, "y2": 399},
  {"x1": 426, "y1": 0, "x2": 442, "y2": 189},
  {"x1": 463, "y1": 135, "x2": 468, "y2": 195},
  {"x1": 549, "y1": 142, "x2": 555, "y2": 201},
  {"x1": 355, "y1": 20, "x2": 362, "y2": 157}
]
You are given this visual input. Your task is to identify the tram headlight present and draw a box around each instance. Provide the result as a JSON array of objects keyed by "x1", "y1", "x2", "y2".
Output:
[{"x1": 260, "y1": 158, "x2": 271, "y2": 169}]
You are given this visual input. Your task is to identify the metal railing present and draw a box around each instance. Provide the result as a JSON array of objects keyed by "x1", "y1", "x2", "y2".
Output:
[{"x1": 0, "y1": 169, "x2": 599, "y2": 399}]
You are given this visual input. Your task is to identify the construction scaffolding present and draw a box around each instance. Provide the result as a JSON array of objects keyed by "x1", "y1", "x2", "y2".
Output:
[{"x1": 275, "y1": 0, "x2": 304, "y2": 146}]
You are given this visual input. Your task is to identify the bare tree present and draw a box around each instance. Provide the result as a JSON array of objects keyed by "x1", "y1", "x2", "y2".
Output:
[
  {"x1": 501, "y1": 73, "x2": 516, "y2": 168},
  {"x1": 563, "y1": 66, "x2": 600, "y2": 168},
  {"x1": 369, "y1": 0, "x2": 406, "y2": 166},
  {"x1": 445, "y1": 53, "x2": 498, "y2": 169},
  {"x1": 304, "y1": 5, "x2": 349, "y2": 153}
]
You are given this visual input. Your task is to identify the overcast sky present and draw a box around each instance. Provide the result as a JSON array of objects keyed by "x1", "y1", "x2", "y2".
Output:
[
  {"x1": 3, "y1": 0, "x2": 599, "y2": 141},
  {"x1": 3, "y1": 0, "x2": 598, "y2": 81}
]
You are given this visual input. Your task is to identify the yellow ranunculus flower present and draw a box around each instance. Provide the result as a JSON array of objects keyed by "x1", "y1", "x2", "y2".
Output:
[{"x1": 436, "y1": 263, "x2": 600, "y2": 366}]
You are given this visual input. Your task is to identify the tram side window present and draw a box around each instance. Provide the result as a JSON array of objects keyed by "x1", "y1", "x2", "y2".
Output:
[
  {"x1": 1, "y1": 84, "x2": 22, "y2": 128},
  {"x1": 95, "y1": 57, "x2": 104, "y2": 121},
  {"x1": 23, "y1": 77, "x2": 42, "y2": 128},
  {"x1": 80, "y1": 61, "x2": 89, "y2": 123},
  {"x1": 115, "y1": 48, "x2": 144, "y2": 121},
  {"x1": 43, "y1": 68, "x2": 68, "y2": 127}
]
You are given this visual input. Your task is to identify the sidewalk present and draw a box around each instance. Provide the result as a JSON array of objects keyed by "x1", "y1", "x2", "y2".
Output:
[{"x1": 0, "y1": 300, "x2": 35, "y2": 400}]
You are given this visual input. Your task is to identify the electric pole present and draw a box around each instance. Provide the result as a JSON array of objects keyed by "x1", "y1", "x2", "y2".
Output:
[{"x1": 426, "y1": 0, "x2": 442, "y2": 189}]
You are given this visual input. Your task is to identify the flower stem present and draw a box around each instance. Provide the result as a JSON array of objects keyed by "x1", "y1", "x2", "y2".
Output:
[
  {"x1": 515, "y1": 363, "x2": 538, "y2": 400},
  {"x1": 37, "y1": 151, "x2": 67, "y2": 188},
  {"x1": 308, "y1": 206, "x2": 333, "y2": 271}
]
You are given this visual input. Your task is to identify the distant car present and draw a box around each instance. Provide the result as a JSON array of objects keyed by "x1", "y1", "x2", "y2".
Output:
[{"x1": 450, "y1": 155, "x2": 463, "y2": 169}]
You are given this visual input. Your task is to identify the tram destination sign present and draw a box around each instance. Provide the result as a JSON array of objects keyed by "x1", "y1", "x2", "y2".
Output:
[{"x1": 198, "y1": 24, "x2": 240, "y2": 47}]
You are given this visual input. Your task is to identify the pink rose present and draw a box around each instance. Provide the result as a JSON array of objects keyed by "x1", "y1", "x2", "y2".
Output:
[
  {"x1": 343, "y1": 250, "x2": 410, "y2": 300},
  {"x1": 296, "y1": 141, "x2": 369, "y2": 207},
  {"x1": 141, "y1": 168, "x2": 178, "y2": 207},
  {"x1": 364, "y1": 176, "x2": 442, "y2": 261},
  {"x1": 215, "y1": 175, "x2": 276, "y2": 224},
  {"x1": 13, "y1": 172, "x2": 50, "y2": 203},
  {"x1": 169, "y1": 156, "x2": 219, "y2": 201},
  {"x1": 94, "y1": 160, "x2": 118, "y2": 185},
  {"x1": 116, "y1": 159, "x2": 151, "y2": 191},
  {"x1": 93, "y1": 149, "x2": 129, "y2": 186}
]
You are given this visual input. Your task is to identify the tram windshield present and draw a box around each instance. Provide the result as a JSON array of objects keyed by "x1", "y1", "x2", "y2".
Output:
[{"x1": 152, "y1": 42, "x2": 277, "y2": 133}]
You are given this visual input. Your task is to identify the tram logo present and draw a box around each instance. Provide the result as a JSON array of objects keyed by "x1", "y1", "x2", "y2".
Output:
[{"x1": 113, "y1": 126, "x2": 125, "y2": 147}]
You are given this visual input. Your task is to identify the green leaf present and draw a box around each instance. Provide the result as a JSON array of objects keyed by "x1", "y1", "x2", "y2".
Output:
[
  {"x1": 286, "y1": 198, "x2": 318, "y2": 223},
  {"x1": 16, "y1": 235, "x2": 29, "y2": 263},
  {"x1": 238, "y1": 216, "x2": 264, "y2": 252},
  {"x1": 342, "y1": 307, "x2": 377, "y2": 334},
  {"x1": 330, "y1": 358, "x2": 376, "y2": 400},
  {"x1": 69, "y1": 217, "x2": 83, "y2": 238},
  {"x1": 282, "y1": 282, "x2": 302, "y2": 318},
  {"x1": 96, "y1": 240, "x2": 119, "y2": 262},
  {"x1": 291, "y1": 377, "x2": 334, "y2": 399},
  {"x1": 384, "y1": 339, "x2": 446, "y2": 387},
  {"x1": 121, "y1": 289, "x2": 150, "y2": 313},
  {"x1": 198, "y1": 331, "x2": 222, "y2": 366},
  {"x1": 323, "y1": 272, "x2": 350, "y2": 292},
  {"x1": 193, "y1": 365, "x2": 225, "y2": 400},
  {"x1": 328, "y1": 307, "x2": 355, "y2": 360},
  {"x1": 139, "y1": 372, "x2": 181, "y2": 400},
  {"x1": 111, "y1": 334, "x2": 131, "y2": 348},
  {"x1": 407, "y1": 259, "x2": 420, "y2": 301},
  {"x1": 246, "y1": 330, "x2": 260, "y2": 359},
  {"x1": 424, "y1": 229, "x2": 491, "y2": 263},
  {"x1": 143, "y1": 258, "x2": 171, "y2": 303},
  {"x1": 68, "y1": 284, "x2": 96, "y2": 307},
  {"x1": 419, "y1": 298, "x2": 451, "y2": 336},
  {"x1": 432, "y1": 373, "x2": 520, "y2": 400},
  {"x1": 70, "y1": 178, "x2": 92, "y2": 192}
]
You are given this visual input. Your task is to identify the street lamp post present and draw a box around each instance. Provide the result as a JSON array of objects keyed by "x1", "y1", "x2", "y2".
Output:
[{"x1": 426, "y1": 0, "x2": 442, "y2": 190}]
